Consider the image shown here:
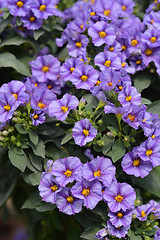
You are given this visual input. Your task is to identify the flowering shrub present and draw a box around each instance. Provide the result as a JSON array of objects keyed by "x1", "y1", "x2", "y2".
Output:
[{"x1": 1, "y1": 0, "x2": 160, "y2": 239}]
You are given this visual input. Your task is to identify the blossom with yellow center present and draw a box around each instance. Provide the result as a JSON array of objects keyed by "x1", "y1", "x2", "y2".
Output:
[
  {"x1": 94, "y1": 170, "x2": 101, "y2": 177},
  {"x1": 99, "y1": 31, "x2": 106, "y2": 38},
  {"x1": 35, "y1": 83, "x2": 38, "y2": 87},
  {"x1": 115, "y1": 194, "x2": 124, "y2": 202},
  {"x1": 70, "y1": 67, "x2": 74, "y2": 72},
  {"x1": 82, "y1": 188, "x2": 90, "y2": 196},
  {"x1": 119, "y1": 86, "x2": 122, "y2": 91},
  {"x1": 122, "y1": 5, "x2": 126, "y2": 11},
  {"x1": 108, "y1": 82, "x2": 112, "y2": 86},
  {"x1": 80, "y1": 25, "x2": 83, "y2": 30},
  {"x1": 83, "y1": 129, "x2": 89, "y2": 136},
  {"x1": 146, "y1": 149, "x2": 152, "y2": 156},
  {"x1": 47, "y1": 85, "x2": 52, "y2": 89},
  {"x1": 33, "y1": 114, "x2": 38, "y2": 120},
  {"x1": 50, "y1": 185, "x2": 58, "y2": 191},
  {"x1": 145, "y1": 49, "x2": 152, "y2": 56},
  {"x1": 126, "y1": 96, "x2": 132, "y2": 102},
  {"x1": 95, "y1": 80, "x2": 101, "y2": 86},
  {"x1": 76, "y1": 42, "x2": 82, "y2": 48},
  {"x1": 16, "y1": 1, "x2": 24, "y2": 8},
  {"x1": 67, "y1": 196, "x2": 74, "y2": 203},
  {"x1": 133, "y1": 159, "x2": 140, "y2": 167},
  {"x1": 104, "y1": 9, "x2": 110, "y2": 16},
  {"x1": 39, "y1": 4, "x2": 46, "y2": 11},
  {"x1": 136, "y1": 60, "x2": 142, "y2": 65},
  {"x1": 12, "y1": 93, "x2": 18, "y2": 100},
  {"x1": 61, "y1": 106, "x2": 68, "y2": 113},
  {"x1": 3, "y1": 104, "x2": 11, "y2": 111},
  {"x1": 122, "y1": 45, "x2": 127, "y2": 51},
  {"x1": 90, "y1": 11, "x2": 95, "y2": 16},
  {"x1": 152, "y1": 135, "x2": 155, "y2": 139},
  {"x1": 117, "y1": 212, "x2": 123, "y2": 218},
  {"x1": 104, "y1": 60, "x2": 111, "y2": 67},
  {"x1": 109, "y1": 46, "x2": 114, "y2": 51},
  {"x1": 127, "y1": 114, "x2": 135, "y2": 122},
  {"x1": 121, "y1": 62, "x2": 125, "y2": 67},
  {"x1": 150, "y1": 36, "x2": 157, "y2": 43},
  {"x1": 37, "y1": 102, "x2": 45, "y2": 109},
  {"x1": 141, "y1": 211, "x2": 146, "y2": 217},
  {"x1": 64, "y1": 169, "x2": 72, "y2": 177},
  {"x1": 29, "y1": 17, "x2": 36, "y2": 22},
  {"x1": 81, "y1": 75, "x2": 88, "y2": 81},
  {"x1": 131, "y1": 39, "x2": 138, "y2": 46},
  {"x1": 42, "y1": 65, "x2": 49, "y2": 72}
]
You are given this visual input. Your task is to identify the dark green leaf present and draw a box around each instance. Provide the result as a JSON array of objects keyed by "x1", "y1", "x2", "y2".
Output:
[
  {"x1": 46, "y1": 144, "x2": 67, "y2": 160},
  {"x1": 80, "y1": 223, "x2": 102, "y2": 240},
  {"x1": 109, "y1": 139, "x2": 126, "y2": 163},
  {"x1": 33, "y1": 29, "x2": 45, "y2": 40},
  {"x1": 28, "y1": 153, "x2": 43, "y2": 171},
  {"x1": 61, "y1": 131, "x2": 73, "y2": 145},
  {"x1": 29, "y1": 172, "x2": 41, "y2": 186},
  {"x1": 102, "y1": 135, "x2": 115, "y2": 155},
  {"x1": 8, "y1": 146, "x2": 28, "y2": 172},
  {"x1": 0, "y1": 52, "x2": 31, "y2": 76},
  {"x1": 128, "y1": 229, "x2": 142, "y2": 240},
  {"x1": 133, "y1": 72, "x2": 151, "y2": 93},
  {"x1": 0, "y1": 18, "x2": 10, "y2": 34},
  {"x1": 29, "y1": 139, "x2": 45, "y2": 158},
  {"x1": 141, "y1": 98, "x2": 152, "y2": 105},
  {"x1": 0, "y1": 36, "x2": 34, "y2": 48},
  {"x1": 15, "y1": 123, "x2": 28, "y2": 134},
  {"x1": 0, "y1": 179, "x2": 16, "y2": 208},
  {"x1": 147, "y1": 100, "x2": 160, "y2": 116},
  {"x1": 28, "y1": 130, "x2": 39, "y2": 145}
]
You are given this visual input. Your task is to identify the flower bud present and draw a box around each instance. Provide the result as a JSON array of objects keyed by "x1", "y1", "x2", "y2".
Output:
[
  {"x1": 0, "y1": 136, "x2": 5, "y2": 141},
  {"x1": 16, "y1": 142, "x2": 21, "y2": 147},
  {"x1": 107, "y1": 132, "x2": 114, "y2": 137},
  {"x1": 2, "y1": 130, "x2": 9, "y2": 136},
  {"x1": 13, "y1": 111, "x2": 21, "y2": 117},
  {"x1": 12, "y1": 117, "x2": 19, "y2": 123},
  {"x1": 135, "y1": 200, "x2": 141, "y2": 206},
  {"x1": 132, "y1": 214, "x2": 137, "y2": 219}
]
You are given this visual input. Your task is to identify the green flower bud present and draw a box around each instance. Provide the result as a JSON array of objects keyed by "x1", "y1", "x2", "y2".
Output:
[
  {"x1": 16, "y1": 142, "x2": 21, "y2": 147},
  {"x1": 107, "y1": 132, "x2": 114, "y2": 137},
  {"x1": 0, "y1": 136, "x2": 5, "y2": 141},
  {"x1": 97, "y1": 119, "x2": 103, "y2": 125},
  {"x1": 124, "y1": 136, "x2": 130, "y2": 142},
  {"x1": 13, "y1": 111, "x2": 21, "y2": 117},
  {"x1": 2, "y1": 130, "x2": 9, "y2": 136},
  {"x1": 11, "y1": 136, "x2": 16, "y2": 141},
  {"x1": 12, "y1": 117, "x2": 19, "y2": 123},
  {"x1": 132, "y1": 214, "x2": 137, "y2": 219},
  {"x1": 8, "y1": 127, "x2": 14, "y2": 133},
  {"x1": 135, "y1": 200, "x2": 141, "y2": 206},
  {"x1": 97, "y1": 140, "x2": 104, "y2": 146},
  {"x1": 144, "y1": 236, "x2": 151, "y2": 240}
]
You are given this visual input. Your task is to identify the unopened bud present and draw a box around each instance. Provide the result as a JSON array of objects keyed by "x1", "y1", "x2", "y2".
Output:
[
  {"x1": 11, "y1": 136, "x2": 16, "y2": 141},
  {"x1": 2, "y1": 130, "x2": 9, "y2": 136},
  {"x1": 97, "y1": 119, "x2": 103, "y2": 125},
  {"x1": 12, "y1": 117, "x2": 19, "y2": 123},
  {"x1": 97, "y1": 140, "x2": 104, "y2": 146},
  {"x1": 145, "y1": 236, "x2": 151, "y2": 240},
  {"x1": 16, "y1": 142, "x2": 21, "y2": 147},
  {"x1": 132, "y1": 214, "x2": 137, "y2": 219},
  {"x1": 8, "y1": 127, "x2": 14, "y2": 133},
  {"x1": 0, "y1": 136, "x2": 5, "y2": 141},
  {"x1": 22, "y1": 112, "x2": 27, "y2": 117},
  {"x1": 135, "y1": 200, "x2": 141, "y2": 206},
  {"x1": 124, "y1": 136, "x2": 130, "y2": 142},
  {"x1": 107, "y1": 132, "x2": 114, "y2": 137},
  {"x1": 13, "y1": 111, "x2": 21, "y2": 117}
]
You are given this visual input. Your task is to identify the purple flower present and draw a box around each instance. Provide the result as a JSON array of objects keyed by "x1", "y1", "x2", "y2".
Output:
[
  {"x1": 67, "y1": 34, "x2": 89, "y2": 58},
  {"x1": 29, "y1": 54, "x2": 60, "y2": 82},
  {"x1": 149, "y1": 200, "x2": 160, "y2": 219},
  {"x1": 136, "y1": 139, "x2": 160, "y2": 167},
  {"x1": 72, "y1": 119, "x2": 97, "y2": 146},
  {"x1": 142, "y1": 28, "x2": 160, "y2": 48},
  {"x1": 83, "y1": 156, "x2": 116, "y2": 187},
  {"x1": 117, "y1": 0, "x2": 135, "y2": 17},
  {"x1": 70, "y1": 64, "x2": 99, "y2": 90},
  {"x1": 48, "y1": 93, "x2": 79, "y2": 121},
  {"x1": 99, "y1": 69, "x2": 120, "y2": 92},
  {"x1": 56, "y1": 187, "x2": 83, "y2": 215},
  {"x1": 30, "y1": 110, "x2": 45, "y2": 125},
  {"x1": 103, "y1": 182, "x2": 136, "y2": 212},
  {"x1": 20, "y1": 10, "x2": 43, "y2": 30},
  {"x1": 154, "y1": 226, "x2": 160, "y2": 239},
  {"x1": 38, "y1": 172, "x2": 62, "y2": 204},
  {"x1": 94, "y1": 51, "x2": 121, "y2": 71},
  {"x1": 88, "y1": 21, "x2": 116, "y2": 47},
  {"x1": 7, "y1": 0, "x2": 30, "y2": 17},
  {"x1": 95, "y1": 227, "x2": 108, "y2": 239},
  {"x1": 108, "y1": 209, "x2": 133, "y2": 227},
  {"x1": 107, "y1": 220, "x2": 130, "y2": 239},
  {"x1": 118, "y1": 85, "x2": 141, "y2": 107},
  {"x1": 71, "y1": 178, "x2": 102, "y2": 210},
  {"x1": 51, "y1": 157, "x2": 82, "y2": 187},
  {"x1": 121, "y1": 147, "x2": 152, "y2": 178},
  {"x1": 133, "y1": 203, "x2": 154, "y2": 221},
  {"x1": 141, "y1": 42, "x2": 160, "y2": 66}
]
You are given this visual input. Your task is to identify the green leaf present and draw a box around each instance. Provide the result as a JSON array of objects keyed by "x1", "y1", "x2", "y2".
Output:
[
  {"x1": 80, "y1": 223, "x2": 102, "y2": 240},
  {"x1": 102, "y1": 135, "x2": 115, "y2": 155},
  {"x1": 109, "y1": 139, "x2": 126, "y2": 163},
  {"x1": 15, "y1": 124, "x2": 28, "y2": 134},
  {"x1": 0, "y1": 36, "x2": 34, "y2": 48},
  {"x1": 22, "y1": 191, "x2": 55, "y2": 212},
  {"x1": 133, "y1": 72, "x2": 151, "y2": 93},
  {"x1": 8, "y1": 146, "x2": 28, "y2": 172},
  {"x1": 61, "y1": 131, "x2": 73, "y2": 145},
  {"x1": 29, "y1": 139, "x2": 45, "y2": 158},
  {"x1": 128, "y1": 229, "x2": 142, "y2": 240},
  {"x1": 46, "y1": 144, "x2": 67, "y2": 160},
  {"x1": 0, "y1": 178, "x2": 16, "y2": 208},
  {"x1": 147, "y1": 100, "x2": 160, "y2": 116},
  {"x1": 29, "y1": 172, "x2": 41, "y2": 186},
  {"x1": 28, "y1": 153, "x2": 43, "y2": 171},
  {"x1": 0, "y1": 18, "x2": 10, "y2": 34},
  {"x1": 141, "y1": 98, "x2": 151, "y2": 105},
  {"x1": 0, "y1": 52, "x2": 31, "y2": 76},
  {"x1": 132, "y1": 166, "x2": 160, "y2": 198},
  {"x1": 28, "y1": 130, "x2": 39, "y2": 145},
  {"x1": 33, "y1": 29, "x2": 45, "y2": 40}
]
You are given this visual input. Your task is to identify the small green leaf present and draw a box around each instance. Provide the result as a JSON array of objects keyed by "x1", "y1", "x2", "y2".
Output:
[
  {"x1": 61, "y1": 131, "x2": 73, "y2": 145},
  {"x1": 0, "y1": 178, "x2": 16, "y2": 207},
  {"x1": 29, "y1": 172, "x2": 41, "y2": 186},
  {"x1": 8, "y1": 146, "x2": 28, "y2": 172},
  {"x1": 15, "y1": 124, "x2": 28, "y2": 134},
  {"x1": 28, "y1": 153, "x2": 43, "y2": 171},
  {"x1": 80, "y1": 223, "x2": 102, "y2": 240},
  {"x1": 133, "y1": 72, "x2": 151, "y2": 93},
  {"x1": 28, "y1": 130, "x2": 39, "y2": 145},
  {"x1": 0, "y1": 52, "x2": 31, "y2": 76},
  {"x1": 141, "y1": 98, "x2": 151, "y2": 105},
  {"x1": 109, "y1": 139, "x2": 126, "y2": 163},
  {"x1": 128, "y1": 229, "x2": 142, "y2": 240},
  {"x1": 147, "y1": 100, "x2": 160, "y2": 116},
  {"x1": 29, "y1": 139, "x2": 45, "y2": 158},
  {"x1": 0, "y1": 36, "x2": 34, "y2": 48},
  {"x1": 33, "y1": 29, "x2": 45, "y2": 40},
  {"x1": 102, "y1": 135, "x2": 115, "y2": 155}
]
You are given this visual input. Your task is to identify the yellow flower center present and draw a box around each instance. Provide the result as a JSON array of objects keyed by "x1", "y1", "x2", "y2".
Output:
[
  {"x1": 122, "y1": 45, "x2": 127, "y2": 51},
  {"x1": 33, "y1": 114, "x2": 38, "y2": 120},
  {"x1": 67, "y1": 196, "x2": 74, "y2": 203},
  {"x1": 133, "y1": 159, "x2": 140, "y2": 167},
  {"x1": 115, "y1": 194, "x2": 124, "y2": 202},
  {"x1": 152, "y1": 135, "x2": 155, "y2": 139},
  {"x1": 145, "y1": 49, "x2": 152, "y2": 56},
  {"x1": 95, "y1": 80, "x2": 101, "y2": 86},
  {"x1": 39, "y1": 4, "x2": 46, "y2": 11},
  {"x1": 104, "y1": 9, "x2": 110, "y2": 16},
  {"x1": 70, "y1": 67, "x2": 75, "y2": 72},
  {"x1": 37, "y1": 102, "x2": 45, "y2": 109},
  {"x1": 29, "y1": 17, "x2": 36, "y2": 22},
  {"x1": 64, "y1": 169, "x2": 72, "y2": 177},
  {"x1": 91, "y1": 0, "x2": 95, "y2": 3},
  {"x1": 90, "y1": 11, "x2": 95, "y2": 16},
  {"x1": 50, "y1": 185, "x2": 58, "y2": 191},
  {"x1": 81, "y1": 75, "x2": 88, "y2": 81},
  {"x1": 117, "y1": 212, "x2": 123, "y2": 218},
  {"x1": 16, "y1": 1, "x2": 24, "y2": 8},
  {"x1": 150, "y1": 37, "x2": 157, "y2": 43},
  {"x1": 12, "y1": 93, "x2": 18, "y2": 100},
  {"x1": 83, "y1": 129, "x2": 89, "y2": 136},
  {"x1": 141, "y1": 211, "x2": 146, "y2": 217},
  {"x1": 42, "y1": 65, "x2": 49, "y2": 72},
  {"x1": 55, "y1": 5, "x2": 57, "y2": 8},
  {"x1": 126, "y1": 96, "x2": 132, "y2": 102},
  {"x1": 131, "y1": 39, "x2": 138, "y2": 46},
  {"x1": 136, "y1": 60, "x2": 142, "y2": 65},
  {"x1": 151, "y1": 19, "x2": 154, "y2": 24},
  {"x1": 122, "y1": 5, "x2": 126, "y2": 11},
  {"x1": 76, "y1": 42, "x2": 82, "y2": 48},
  {"x1": 80, "y1": 25, "x2": 83, "y2": 30},
  {"x1": 82, "y1": 188, "x2": 90, "y2": 196},
  {"x1": 104, "y1": 60, "x2": 111, "y2": 67},
  {"x1": 94, "y1": 170, "x2": 101, "y2": 177},
  {"x1": 99, "y1": 31, "x2": 106, "y2": 38},
  {"x1": 146, "y1": 149, "x2": 152, "y2": 156},
  {"x1": 61, "y1": 106, "x2": 68, "y2": 113},
  {"x1": 127, "y1": 114, "x2": 135, "y2": 122},
  {"x1": 119, "y1": 86, "x2": 122, "y2": 91},
  {"x1": 109, "y1": 46, "x2": 114, "y2": 51},
  {"x1": 122, "y1": 62, "x2": 126, "y2": 68},
  {"x1": 3, "y1": 104, "x2": 11, "y2": 111},
  {"x1": 108, "y1": 82, "x2": 113, "y2": 86},
  {"x1": 48, "y1": 85, "x2": 52, "y2": 89},
  {"x1": 35, "y1": 83, "x2": 38, "y2": 87}
]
